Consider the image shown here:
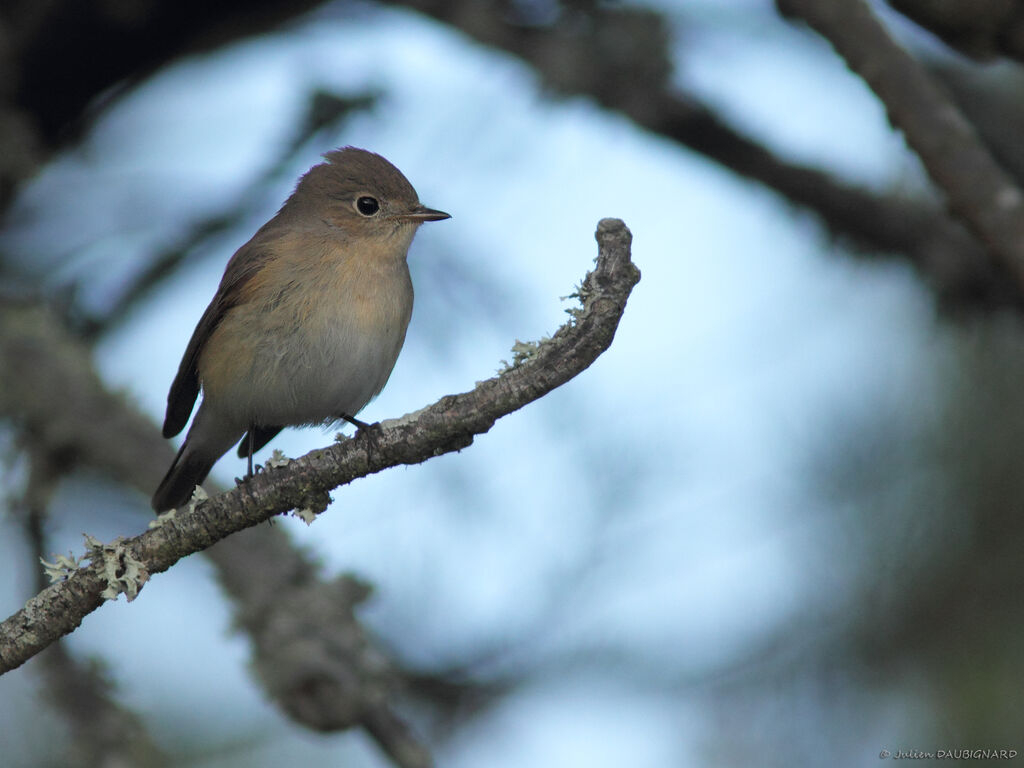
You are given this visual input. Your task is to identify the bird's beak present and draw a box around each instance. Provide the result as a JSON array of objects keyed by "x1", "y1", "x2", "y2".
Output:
[{"x1": 400, "y1": 204, "x2": 451, "y2": 222}]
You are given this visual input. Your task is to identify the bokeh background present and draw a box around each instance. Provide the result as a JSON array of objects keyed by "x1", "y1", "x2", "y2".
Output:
[{"x1": 2, "y1": 1, "x2": 1023, "y2": 766}]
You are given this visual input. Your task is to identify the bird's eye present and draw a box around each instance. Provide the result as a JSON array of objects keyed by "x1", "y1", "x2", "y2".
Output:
[{"x1": 355, "y1": 196, "x2": 380, "y2": 216}]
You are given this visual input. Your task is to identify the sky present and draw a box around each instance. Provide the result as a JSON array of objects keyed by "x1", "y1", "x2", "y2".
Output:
[{"x1": 0, "y1": 2, "x2": 951, "y2": 765}]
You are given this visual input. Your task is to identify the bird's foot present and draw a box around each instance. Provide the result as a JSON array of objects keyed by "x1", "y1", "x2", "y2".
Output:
[
  {"x1": 339, "y1": 412, "x2": 372, "y2": 431},
  {"x1": 341, "y1": 413, "x2": 383, "y2": 465},
  {"x1": 234, "y1": 465, "x2": 263, "y2": 485}
]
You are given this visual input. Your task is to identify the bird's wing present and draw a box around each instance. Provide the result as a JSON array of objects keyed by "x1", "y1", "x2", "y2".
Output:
[{"x1": 161, "y1": 238, "x2": 272, "y2": 438}]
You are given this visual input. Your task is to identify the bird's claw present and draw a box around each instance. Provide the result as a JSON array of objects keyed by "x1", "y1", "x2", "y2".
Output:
[{"x1": 234, "y1": 465, "x2": 263, "y2": 486}]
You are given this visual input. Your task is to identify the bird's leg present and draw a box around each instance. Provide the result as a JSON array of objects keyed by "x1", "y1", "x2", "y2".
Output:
[
  {"x1": 339, "y1": 412, "x2": 372, "y2": 431},
  {"x1": 340, "y1": 412, "x2": 381, "y2": 466},
  {"x1": 247, "y1": 426, "x2": 255, "y2": 478},
  {"x1": 235, "y1": 428, "x2": 258, "y2": 487}
]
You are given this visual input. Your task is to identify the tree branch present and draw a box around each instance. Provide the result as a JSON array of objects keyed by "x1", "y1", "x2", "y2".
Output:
[
  {"x1": 0, "y1": 258, "x2": 436, "y2": 764},
  {"x1": 0, "y1": 217, "x2": 639, "y2": 676},
  {"x1": 777, "y1": 0, "x2": 1024, "y2": 295},
  {"x1": 887, "y1": 0, "x2": 1024, "y2": 61},
  {"x1": 379, "y1": 0, "x2": 1019, "y2": 311}
]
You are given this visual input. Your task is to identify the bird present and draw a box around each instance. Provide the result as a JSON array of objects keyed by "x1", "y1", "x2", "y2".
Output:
[{"x1": 152, "y1": 147, "x2": 449, "y2": 512}]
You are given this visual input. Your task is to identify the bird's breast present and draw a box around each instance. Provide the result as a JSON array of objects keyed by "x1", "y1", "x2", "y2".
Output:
[{"x1": 200, "y1": 240, "x2": 415, "y2": 428}]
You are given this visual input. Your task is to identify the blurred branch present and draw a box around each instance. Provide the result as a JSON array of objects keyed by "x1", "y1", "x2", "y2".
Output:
[
  {"x1": 403, "y1": 665, "x2": 514, "y2": 729},
  {"x1": 228, "y1": 566, "x2": 433, "y2": 768},
  {"x1": 7, "y1": 0, "x2": 1024, "y2": 312},
  {"x1": 379, "y1": 0, "x2": 1020, "y2": 311},
  {"x1": 777, "y1": 0, "x2": 1024, "y2": 295},
  {"x1": 6, "y1": 0, "x2": 329, "y2": 147},
  {"x1": 6, "y1": 2, "x2": 1024, "y2": 311},
  {"x1": 933, "y1": 64, "x2": 1024, "y2": 184},
  {"x1": 887, "y1": 0, "x2": 1024, "y2": 61},
  {"x1": 1, "y1": 0, "x2": 335, "y2": 211},
  {"x1": 645, "y1": 95, "x2": 1018, "y2": 311}
]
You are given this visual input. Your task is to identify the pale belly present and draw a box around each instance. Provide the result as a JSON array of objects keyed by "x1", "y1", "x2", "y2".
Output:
[
  {"x1": 199, "y1": 265, "x2": 413, "y2": 429},
  {"x1": 243, "y1": 317, "x2": 407, "y2": 426}
]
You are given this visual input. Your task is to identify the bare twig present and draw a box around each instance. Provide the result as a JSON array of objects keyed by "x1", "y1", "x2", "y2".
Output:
[
  {"x1": 0, "y1": 216, "x2": 638, "y2": 674},
  {"x1": 777, "y1": 0, "x2": 1024, "y2": 294},
  {"x1": 0, "y1": 286, "x2": 433, "y2": 764}
]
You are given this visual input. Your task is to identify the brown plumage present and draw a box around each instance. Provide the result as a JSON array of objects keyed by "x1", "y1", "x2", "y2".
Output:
[{"x1": 153, "y1": 147, "x2": 449, "y2": 512}]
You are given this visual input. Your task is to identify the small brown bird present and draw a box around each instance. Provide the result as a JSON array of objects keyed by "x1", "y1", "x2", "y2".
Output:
[{"x1": 152, "y1": 147, "x2": 449, "y2": 511}]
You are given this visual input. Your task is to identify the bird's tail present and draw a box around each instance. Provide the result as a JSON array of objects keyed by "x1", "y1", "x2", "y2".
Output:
[{"x1": 152, "y1": 441, "x2": 218, "y2": 512}]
